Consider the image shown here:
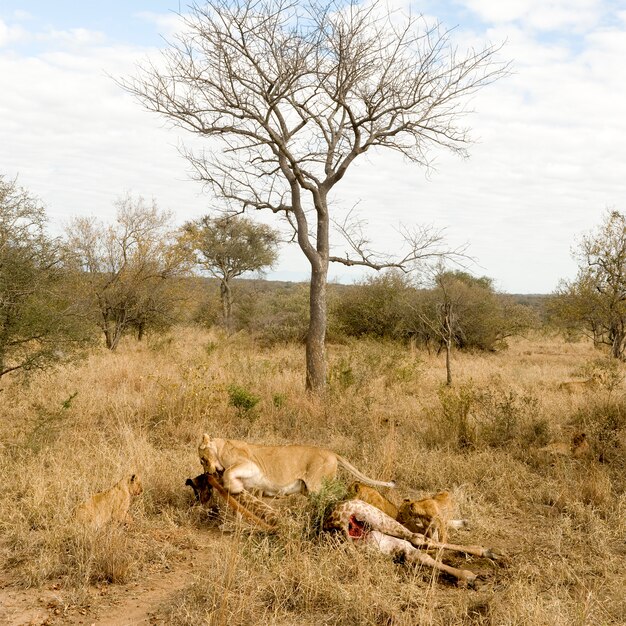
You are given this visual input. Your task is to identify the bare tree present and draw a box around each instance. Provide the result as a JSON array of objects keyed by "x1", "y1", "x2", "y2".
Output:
[
  {"x1": 416, "y1": 271, "x2": 462, "y2": 385},
  {"x1": 66, "y1": 194, "x2": 187, "y2": 350},
  {"x1": 120, "y1": 0, "x2": 507, "y2": 391},
  {"x1": 181, "y1": 215, "x2": 280, "y2": 333}
]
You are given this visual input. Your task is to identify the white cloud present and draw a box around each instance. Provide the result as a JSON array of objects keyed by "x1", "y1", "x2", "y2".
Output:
[
  {"x1": 460, "y1": 0, "x2": 606, "y2": 31},
  {"x1": 0, "y1": 40, "x2": 209, "y2": 235},
  {"x1": 134, "y1": 11, "x2": 186, "y2": 39},
  {"x1": 0, "y1": 17, "x2": 105, "y2": 49},
  {"x1": 41, "y1": 27, "x2": 106, "y2": 46},
  {"x1": 322, "y1": 10, "x2": 626, "y2": 292},
  {"x1": 0, "y1": 18, "x2": 27, "y2": 46}
]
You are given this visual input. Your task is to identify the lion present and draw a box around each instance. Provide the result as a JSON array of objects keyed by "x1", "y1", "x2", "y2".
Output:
[
  {"x1": 397, "y1": 491, "x2": 456, "y2": 542},
  {"x1": 539, "y1": 432, "x2": 590, "y2": 459},
  {"x1": 198, "y1": 434, "x2": 395, "y2": 496},
  {"x1": 74, "y1": 474, "x2": 143, "y2": 529},
  {"x1": 348, "y1": 483, "x2": 467, "y2": 542},
  {"x1": 348, "y1": 481, "x2": 398, "y2": 518},
  {"x1": 558, "y1": 370, "x2": 607, "y2": 393}
]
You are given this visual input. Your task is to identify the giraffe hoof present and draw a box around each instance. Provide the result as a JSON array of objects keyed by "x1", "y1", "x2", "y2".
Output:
[
  {"x1": 484, "y1": 548, "x2": 504, "y2": 561},
  {"x1": 458, "y1": 571, "x2": 478, "y2": 588}
]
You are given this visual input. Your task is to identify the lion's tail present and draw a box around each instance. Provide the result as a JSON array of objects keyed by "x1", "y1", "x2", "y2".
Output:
[{"x1": 336, "y1": 455, "x2": 395, "y2": 488}]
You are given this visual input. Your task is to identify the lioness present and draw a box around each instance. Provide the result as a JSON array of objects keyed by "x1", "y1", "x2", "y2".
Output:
[
  {"x1": 198, "y1": 434, "x2": 395, "y2": 496},
  {"x1": 539, "y1": 432, "x2": 590, "y2": 459},
  {"x1": 558, "y1": 371, "x2": 605, "y2": 393},
  {"x1": 74, "y1": 474, "x2": 143, "y2": 529}
]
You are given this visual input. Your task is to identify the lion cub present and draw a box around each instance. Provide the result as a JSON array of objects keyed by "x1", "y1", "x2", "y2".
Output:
[
  {"x1": 539, "y1": 433, "x2": 590, "y2": 459},
  {"x1": 350, "y1": 484, "x2": 465, "y2": 542},
  {"x1": 74, "y1": 474, "x2": 143, "y2": 529},
  {"x1": 397, "y1": 491, "x2": 454, "y2": 542},
  {"x1": 349, "y1": 481, "x2": 398, "y2": 519}
]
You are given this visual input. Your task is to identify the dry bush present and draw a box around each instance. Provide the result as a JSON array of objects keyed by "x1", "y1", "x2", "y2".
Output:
[
  {"x1": 1, "y1": 328, "x2": 625, "y2": 624},
  {"x1": 422, "y1": 380, "x2": 547, "y2": 452}
]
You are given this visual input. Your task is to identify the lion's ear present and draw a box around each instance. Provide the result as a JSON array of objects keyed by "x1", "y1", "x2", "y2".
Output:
[
  {"x1": 200, "y1": 433, "x2": 211, "y2": 448},
  {"x1": 403, "y1": 497, "x2": 410, "y2": 503},
  {"x1": 130, "y1": 474, "x2": 137, "y2": 483}
]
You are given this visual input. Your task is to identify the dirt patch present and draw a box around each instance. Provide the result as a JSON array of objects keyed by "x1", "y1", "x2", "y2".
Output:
[{"x1": 0, "y1": 534, "x2": 219, "y2": 626}]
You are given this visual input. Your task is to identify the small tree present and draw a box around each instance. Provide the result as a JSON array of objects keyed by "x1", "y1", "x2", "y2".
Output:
[
  {"x1": 0, "y1": 175, "x2": 84, "y2": 378},
  {"x1": 66, "y1": 194, "x2": 187, "y2": 349},
  {"x1": 181, "y1": 215, "x2": 280, "y2": 333},
  {"x1": 549, "y1": 276, "x2": 604, "y2": 345},
  {"x1": 121, "y1": 0, "x2": 507, "y2": 391},
  {"x1": 415, "y1": 271, "x2": 465, "y2": 385},
  {"x1": 415, "y1": 270, "x2": 537, "y2": 384},
  {"x1": 553, "y1": 210, "x2": 626, "y2": 358}
]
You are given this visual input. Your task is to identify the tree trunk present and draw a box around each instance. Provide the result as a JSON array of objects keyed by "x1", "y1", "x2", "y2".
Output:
[
  {"x1": 611, "y1": 327, "x2": 625, "y2": 359},
  {"x1": 445, "y1": 339, "x2": 452, "y2": 385},
  {"x1": 220, "y1": 279, "x2": 233, "y2": 334},
  {"x1": 109, "y1": 323, "x2": 123, "y2": 351},
  {"x1": 137, "y1": 320, "x2": 145, "y2": 341},
  {"x1": 103, "y1": 324, "x2": 114, "y2": 350},
  {"x1": 103, "y1": 312, "x2": 125, "y2": 351},
  {"x1": 306, "y1": 262, "x2": 328, "y2": 392},
  {"x1": 443, "y1": 304, "x2": 453, "y2": 385}
]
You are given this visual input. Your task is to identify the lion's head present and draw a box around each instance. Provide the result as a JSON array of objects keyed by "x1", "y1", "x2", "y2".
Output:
[
  {"x1": 198, "y1": 434, "x2": 224, "y2": 474},
  {"x1": 571, "y1": 432, "x2": 590, "y2": 457},
  {"x1": 128, "y1": 474, "x2": 143, "y2": 497},
  {"x1": 397, "y1": 491, "x2": 452, "y2": 537}
]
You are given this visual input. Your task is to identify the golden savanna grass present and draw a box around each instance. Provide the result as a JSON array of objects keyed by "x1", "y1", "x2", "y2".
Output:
[{"x1": 1, "y1": 327, "x2": 625, "y2": 624}]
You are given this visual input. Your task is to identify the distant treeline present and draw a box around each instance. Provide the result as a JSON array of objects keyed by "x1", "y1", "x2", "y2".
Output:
[{"x1": 194, "y1": 272, "x2": 546, "y2": 351}]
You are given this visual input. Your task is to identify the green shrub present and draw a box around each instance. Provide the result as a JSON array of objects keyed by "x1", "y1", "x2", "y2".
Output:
[
  {"x1": 304, "y1": 478, "x2": 348, "y2": 540},
  {"x1": 228, "y1": 384, "x2": 260, "y2": 413},
  {"x1": 333, "y1": 271, "x2": 414, "y2": 339},
  {"x1": 328, "y1": 357, "x2": 356, "y2": 390},
  {"x1": 478, "y1": 387, "x2": 539, "y2": 447},
  {"x1": 571, "y1": 398, "x2": 626, "y2": 467},
  {"x1": 272, "y1": 393, "x2": 286, "y2": 409}
]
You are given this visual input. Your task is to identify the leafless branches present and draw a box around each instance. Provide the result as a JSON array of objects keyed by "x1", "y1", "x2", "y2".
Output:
[
  {"x1": 119, "y1": 0, "x2": 508, "y2": 245},
  {"x1": 330, "y1": 210, "x2": 469, "y2": 271},
  {"x1": 118, "y1": 0, "x2": 507, "y2": 389}
]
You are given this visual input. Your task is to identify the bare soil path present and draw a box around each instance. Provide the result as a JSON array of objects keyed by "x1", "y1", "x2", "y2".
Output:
[{"x1": 0, "y1": 533, "x2": 217, "y2": 626}]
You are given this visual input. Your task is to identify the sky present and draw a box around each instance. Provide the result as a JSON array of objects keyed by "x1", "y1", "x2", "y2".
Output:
[{"x1": 1, "y1": 1, "x2": 626, "y2": 294}]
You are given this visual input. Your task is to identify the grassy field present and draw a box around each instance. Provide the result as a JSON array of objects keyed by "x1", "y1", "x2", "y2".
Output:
[{"x1": 1, "y1": 328, "x2": 625, "y2": 625}]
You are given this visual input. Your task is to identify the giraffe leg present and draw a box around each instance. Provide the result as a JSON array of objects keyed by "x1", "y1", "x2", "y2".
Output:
[
  {"x1": 364, "y1": 531, "x2": 477, "y2": 585},
  {"x1": 414, "y1": 537, "x2": 500, "y2": 560}
]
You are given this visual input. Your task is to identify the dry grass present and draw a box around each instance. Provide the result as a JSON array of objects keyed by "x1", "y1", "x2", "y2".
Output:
[{"x1": 1, "y1": 328, "x2": 625, "y2": 624}]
